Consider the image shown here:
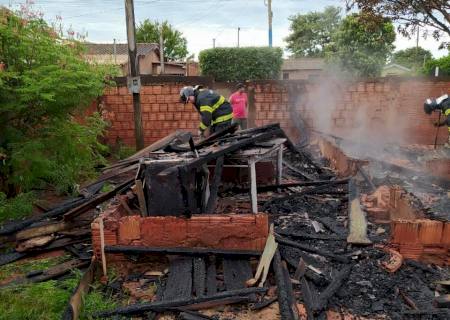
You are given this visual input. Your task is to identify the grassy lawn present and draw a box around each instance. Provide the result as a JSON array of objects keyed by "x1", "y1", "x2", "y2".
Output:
[{"x1": 0, "y1": 256, "x2": 118, "y2": 320}]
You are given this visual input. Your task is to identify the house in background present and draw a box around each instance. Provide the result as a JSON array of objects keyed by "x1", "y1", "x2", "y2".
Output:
[
  {"x1": 281, "y1": 58, "x2": 325, "y2": 80},
  {"x1": 381, "y1": 63, "x2": 412, "y2": 77},
  {"x1": 84, "y1": 42, "x2": 190, "y2": 76}
]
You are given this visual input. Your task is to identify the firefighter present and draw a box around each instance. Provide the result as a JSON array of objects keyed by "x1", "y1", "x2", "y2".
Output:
[
  {"x1": 180, "y1": 85, "x2": 233, "y2": 137},
  {"x1": 424, "y1": 94, "x2": 450, "y2": 148}
]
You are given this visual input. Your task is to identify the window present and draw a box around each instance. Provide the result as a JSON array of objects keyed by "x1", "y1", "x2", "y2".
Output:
[{"x1": 283, "y1": 72, "x2": 289, "y2": 80}]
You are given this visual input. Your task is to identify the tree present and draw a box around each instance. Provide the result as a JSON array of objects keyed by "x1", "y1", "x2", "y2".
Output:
[
  {"x1": 423, "y1": 54, "x2": 450, "y2": 76},
  {"x1": 392, "y1": 47, "x2": 433, "y2": 70},
  {"x1": 199, "y1": 47, "x2": 283, "y2": 81},
  {"x1": 326, "y1": 13, "x2": 396, "y2": 77},
  {"x1": 346, "y1": 0, "x2": 450, "y2": 48},
  {"x1": 0, "y1": 9, "x2": 110, "y2": 197},
  {"x1": 285, "y1": 6, "x2": 342, "y2": 57},
  {"x1": 136, "y1": 20, "x2": 188, "y2": 61}
]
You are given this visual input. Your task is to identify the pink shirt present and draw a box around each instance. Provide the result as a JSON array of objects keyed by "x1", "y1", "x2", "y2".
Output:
[{"x1": 229, "y1": 91, "x2": 248, "y2": 119}]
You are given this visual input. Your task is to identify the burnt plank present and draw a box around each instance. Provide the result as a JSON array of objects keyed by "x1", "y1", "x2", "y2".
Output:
[
  {"x1": 206, "y1": 257, "x2": 217, "y2": 296},
  {"x1": 105, "y1": 245, "x2": 260, "y2": 257},
  {"x1": 164, "y1": 257, "x2": 193, "y2": 301},
  {"x1": 205, "y1": 156, "x2": 224, "y2": 214},
  {"x1": 316, "y1": 264, "x2": 353, "y2": 311},
  {"x1": 223, "y1": 258, "x2": 253, "y2": 291},
  {"x1": 192, "y1": 257, "x2": 206, "y2": 298},
  {"x1": 273, "y1": 249, "x2": 298, "y2": 320},
  {"x1": 0, "y1": 251, "x2": 27, "y2": 266}
]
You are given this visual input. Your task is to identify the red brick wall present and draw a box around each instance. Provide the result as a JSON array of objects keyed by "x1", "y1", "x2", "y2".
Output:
[{"x1": 99, "y1": 77, "x2": 450, "y2": 146}]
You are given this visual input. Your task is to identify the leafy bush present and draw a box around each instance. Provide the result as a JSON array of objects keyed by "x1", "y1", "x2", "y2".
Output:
[
  {"x1": 422, "y1": 54, "x2": 450, "y2": 76},
  {"x1": 0, "y1": 10, "x2": 111, "y2": 197},
  {"x1": 199, "y1": 47, "x2": 283, "y2": 81}
]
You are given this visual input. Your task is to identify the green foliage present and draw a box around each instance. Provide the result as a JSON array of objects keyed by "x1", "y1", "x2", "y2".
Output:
[
  {"x1": 0, "y1": 191, "x2": 34, "y2": 223},
  {"x1": 136, "y1": 19, "x2": 188, "y2": 60},
  {"x1": 326, "y1": 13, "x2": 396, "y2": 78},
  {"x1": 80, "y1": 280, "x2": 119, "y2": 319},
  {"x1": 0, "y1": 11, "x2": 110, "y2": 196},
  {"x1": 199, "y1": 47, "x2": 283, "y2": 81},
  {"x1": 392, "y1": 47, "x2": 433, "y2": 71},
  {"x1": 422, "y1": 54, "x2": 450, "y2": 76},
  {"x1": 286, "y1": 6, "x2": 342, "y2": 57}
]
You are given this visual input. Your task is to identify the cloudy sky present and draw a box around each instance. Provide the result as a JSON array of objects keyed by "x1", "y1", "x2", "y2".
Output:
[{"x1": 2, "y1": 0, "x2": 449, "y2": 59}]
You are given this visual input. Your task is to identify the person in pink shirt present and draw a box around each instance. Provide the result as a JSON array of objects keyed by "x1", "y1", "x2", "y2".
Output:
[{"x1": 229, "y1": 83, "x2": 248, "y2": 129}]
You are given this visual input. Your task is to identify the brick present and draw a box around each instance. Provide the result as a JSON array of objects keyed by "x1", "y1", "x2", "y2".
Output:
[
  {"x1": 391, "y1": 220, "x2": 420, "y2": 244},
  {"x1": 442, "y1": 223, "x2": 450, "y2": 245},
  {"x1": 118, "y1": 216, "x2": 141, "y2": 244},
  {"x1": 417, "y1": 219, "x2": 443, "y2": 245}
]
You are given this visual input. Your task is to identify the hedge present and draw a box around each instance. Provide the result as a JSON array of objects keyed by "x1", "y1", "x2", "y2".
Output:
[
  {"x1": 422, "y1": 55, "x2": 450, "y2": 76},
  {"x1": 198, "y1": 47, "x2": 283, "y2": 81}
]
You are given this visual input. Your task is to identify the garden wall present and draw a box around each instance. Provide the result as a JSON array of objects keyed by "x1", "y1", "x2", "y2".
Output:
[{"x1": 95, "y1": 75, "x2": 450, "y2": 147}]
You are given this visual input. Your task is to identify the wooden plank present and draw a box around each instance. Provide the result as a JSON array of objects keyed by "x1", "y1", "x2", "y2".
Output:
[
  {"x1": 62, "y1": 260, "x2": 97, "y2": 320},
  {"x1": 135, "y1": 179, "x2": 148, "y2": 217},
  {"x1": 64, "y1": 178, "x2": 134, "y2": 220},
  {"x1": 192, "y1": 257, "x2": 206, "y2": 298},
  {"x1": 347, "y1": 179, "x2": 372, "y2": 245},
  {"x1": 223, "y1": 258, "x2": 253, "y2": 291},
  {"x1": 206, "y1": 257, "x2": 217, "y2": 296},
  {"x1": 105, "y1": 245, "x2": 261, "y2": 257},
  {"x1": 16, "y1": 220, "x2": 90, "y2": 241},
  {"x1": 205, "y1": 156, "x2": 224, "y2": 214},
  {"x1": 94, "y1": 287, "x2": 267, "y2": 318},
  {"x1": 164, "y1": 257, "x2": 193, "y2": 300},
  {"x1": 277, "y1": 146, "x2": 283, "y2": 185},
  {"x1": 249, "y1": 161, "x2": 258, "y2": 214},
  {"x1": 273, "y1": 250, "x2": 298, "y2": 320}
]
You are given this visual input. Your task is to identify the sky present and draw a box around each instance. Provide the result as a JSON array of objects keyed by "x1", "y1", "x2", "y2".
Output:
[{"x1": 2, "y1": 0, "x2": 449, "y2": 60}]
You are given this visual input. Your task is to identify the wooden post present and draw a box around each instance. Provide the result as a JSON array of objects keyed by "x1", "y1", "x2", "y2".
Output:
[
  {"x1": 277, "y1": 146, "x2": 283, "y2": 185},
  {"x1": 159, "y1": 24, "x2": 165, "y2": 74},
  {"x1": 125, "y1": 0, "x2": 144, "y2": 150},
  {"x1": 249, "y1": 161, "x2": 258, "y2": 213}
]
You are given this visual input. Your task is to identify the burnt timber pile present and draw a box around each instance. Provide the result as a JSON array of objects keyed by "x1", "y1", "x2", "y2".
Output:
[{"x1": 0, "y1": 123, "x2": 449, "y2": 320}]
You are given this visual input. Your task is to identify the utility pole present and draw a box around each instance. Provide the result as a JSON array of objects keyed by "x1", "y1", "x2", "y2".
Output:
[
  {"x1": 415, "y1": 26, "x2": 420, "y2": 70},
  {"x1": 265, "y1": 0, "x2": 273, "y2": 47},
  {"x1": 113, "y1": 38, "x2": 117, "y2": 64},
  {"x1": 213, "y1": 38, "x2": 216, "y2": 48},
  {"x1": 125, "y1": 0, "x2": 144, "y2": 150},
  {"x1": 159, "y1": 24, "x2": 165, "y2": 74},
  {"x1": 237, "y1": 27, "x2": 240, "y2": 47}
]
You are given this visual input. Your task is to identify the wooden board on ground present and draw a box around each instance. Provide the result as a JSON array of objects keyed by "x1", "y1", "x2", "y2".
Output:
[{"x1": 164, "y1": 257, "x2": 193, "y2": 301}]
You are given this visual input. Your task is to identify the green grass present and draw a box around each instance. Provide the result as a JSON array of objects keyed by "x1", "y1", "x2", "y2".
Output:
[
  {"x1": 0, "y1": 192, "x2": 35, "y2": 224},
  {"x1": 0, "y1": 256, "x2": 120, "y2": 320}
]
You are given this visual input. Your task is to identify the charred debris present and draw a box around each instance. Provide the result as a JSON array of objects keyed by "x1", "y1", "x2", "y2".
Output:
[{"x1": 0, "y1": 123, "x2": 449, "y2": 320}]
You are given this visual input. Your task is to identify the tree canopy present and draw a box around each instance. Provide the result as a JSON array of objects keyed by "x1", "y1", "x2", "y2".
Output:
[
  {"x1": 326, "y1": 13, "x2": 396, "y2": 78},
  {"x1": 199, "y1": 47, "x2": 283, "y2": 81},
  {"x1": 136, "y1": 19, "x2": 188, "y2": 61},
  {"x1": 423, "y1": 54, "x2": 450, "y2": 76},
  {"x1": 285, "y1": 6, "x2": 342, "y2": 57},
  {"x1": 0, "y1": 9, "x2": 110, "y2": 197},
  {"x1": 392, "y1": 47, "x2": 433, "y2": 70},
  {"x1": 346, "y1": 0, "x2": 450, "y2": 48}
]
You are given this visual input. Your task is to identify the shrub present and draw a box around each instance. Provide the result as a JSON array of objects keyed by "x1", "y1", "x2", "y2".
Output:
[
  {"x1": 422, "y1": 54, "x2": 450, "y2": 76},
  {"x1": 199, "y1": 47, "x2": 283, "y2": 81}
]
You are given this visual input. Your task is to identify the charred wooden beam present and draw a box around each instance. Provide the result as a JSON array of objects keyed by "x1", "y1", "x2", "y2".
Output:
[
  {"x1": 316, "y1": 264, "x2": 353, "y2": 312},
  {"x1": 277, "y1": 230, "x2": 346, "y2": 241},
  {"x1": 205, "y1": 257, "x2": 217, "y2": 296},
  {"x1": 192, "y1": 257, "x2": 206, "y2": 298},
  {"x1": 164, "y1": 257, "x2": 193, "y2": 300},
  {"x1": 64, "y1": 178, "x2": 134, "y2": 220},
  {"x1": 0, "y1": 251, "x2": 27, "y2": 267},
  {"x1": 93, "y1": 287, "x2": 267, "y2": 318},
  {"x1": 273, "y1": 249, "x2": 299, "y2": 320},
  {"x1": 205, "y1": 156, "x2": 224, "y2": 214},
  {"x1": 275, "y1": 235, "x2": 350, "y2": 263},
  {"x1": 104, "y1": 245, "x2": 261, "y2": 257},
  {"x1": 194, "y1": 123, "x2": 239, "y2": 149},
  {"x1": 283, "y1": 160, "x2": 314, "y2": 180},
  {"x1": 16, "y1": 220, "x2": 90, "y2": 241},
  {"x1": 250, "y1": 297, "x2": 278, "y2": 311},
  {"x1": 300, "y1": 277, "x2": 319, "y2": 320}
]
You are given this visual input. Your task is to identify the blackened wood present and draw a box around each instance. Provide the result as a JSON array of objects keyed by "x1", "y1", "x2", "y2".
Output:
[
  {"x1": 164, "y1": 257, "x2": 193, "y2": 301},
  {"x1": 273, "y1": 249, "x2": 298, "y2": 320},
  {"x1": 294, "y1": 258, "x2": 306, "y2": 280},
  {"x1": 0, "y1": 251, "x2": 27, "y2": 266},
  {"x1": 179, "y1": 166, "x2": 200, "y2": 217},
  {"x1": 206, "y1": 257, "x2": 217, "y2": 296},
  {"x1": 282, "y1": 260, "x2": 298, "y2": 318},
  {"x1": 183, "y1": 296, "x2": 249, "y2": 310},
  {"x1": 300, "y1": 277, "x2": 319, "y2": 320},
  {"x1": 434, "y1": 295, "x2": 450, "y2": 308},
  {"x1": 250, "y1": 297, "x2": 278, "y2": 311},
  {"x1": 93, "y1": 287, "x2": 267, "y2": 318},
  {"x1": 225, "y1": 178, "x2": 349, "y2": 194},
  {"x1": 205, "y1": 156, "x2": 224, "y2": 214},
  {"x1": 16, "y1": 219, "x2": 91, "y2": 241},
  {"x1": 64, "y1": 178, "x2": 134, "y2": 220},
  {"x1": 195, "y1": 123, "x2": 239, "y2": 149},
  {"x1": 179, "y1": 311, "x2": 212, "y2": 320},
  {"x1": 314, "y1": 217, "x2": 347, "y2": 237},
  {"x1": 277, "y1": 230, "x2": 346, "y2": 241},
  {"x1": 105, "y1": 245, "x2": 261, "y2": 257},
  {"x1": 0, "y1": 197, "x2": 87, "y2": 236},
  {"x1": 316, "y1": 264, "x2": 353, "y2": 311},
  {"x1": 283, "y1": 160, "x2": 314, "y2": 180},
  {"x1": 402, "y1": 309, "x2": 450, "y2": 316},
  {"x1": 192, "y1": 257, "x2": 206, "y2": 298},
  {"x1": 223, "y1": 258, "x2": 253, "y2": 291},
  {"x1": 275, "y1": 235, "x2": 350, "y2": 263}
]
